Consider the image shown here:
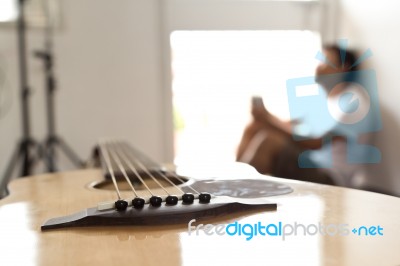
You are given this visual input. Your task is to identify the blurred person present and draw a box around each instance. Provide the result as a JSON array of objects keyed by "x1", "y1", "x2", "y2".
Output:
[{"x1": 236, "y1": 45, "x2": 372, "y2": 186}]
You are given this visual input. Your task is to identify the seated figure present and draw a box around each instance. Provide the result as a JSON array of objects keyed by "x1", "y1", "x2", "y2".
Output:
[{"x1": 236, "y1": 44, "x2": 378, "y2": 186}]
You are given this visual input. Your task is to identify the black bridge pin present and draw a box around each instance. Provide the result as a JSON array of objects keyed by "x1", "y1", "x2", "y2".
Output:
[
  {"x1": 182, "y1": 193, "x2": 195, "y2": 204},
  {"x1": 132, "y1": 197, "x2": 145, "y2": 209},
  {"x1": 115, "y1": 200, "x2": 128, "y2": 211},
  {"x1": 165, "y1": 195, "x2": 179, "y2": 205},
  {"x1": 199, "y1": 193, "x2": 211, "y2": 204},
  {"x1": 149, "y1": 196, "x2": 163, "y2": 207}
]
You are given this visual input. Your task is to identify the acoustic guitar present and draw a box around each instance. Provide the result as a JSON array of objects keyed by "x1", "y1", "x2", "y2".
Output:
[
  {"x1": 1, "y1": 139, "x2": 400, "y2": 265},
  {"x1": 41, "y1": 139, "x2": 289, "y2": 230}
]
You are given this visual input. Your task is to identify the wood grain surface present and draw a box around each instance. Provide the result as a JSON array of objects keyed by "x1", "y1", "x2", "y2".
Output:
[{"x1": 1, "y1": 165, "x2": 399, "y2": 266}]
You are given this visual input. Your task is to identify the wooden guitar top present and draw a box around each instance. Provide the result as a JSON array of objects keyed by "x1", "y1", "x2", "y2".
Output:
[{"x1": 1, "y1": 165, "x2": 400, "y2": 266}]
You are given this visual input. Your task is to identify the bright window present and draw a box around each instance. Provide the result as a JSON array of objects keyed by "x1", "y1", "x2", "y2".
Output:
[
  {"x1": 0, "y1": 0, "x2": 60, "y2": 27},
  {"x1": 171, "y1": 30, "x2": 321, "y2": 165},
  {"x1": 0, "y1": 0, "x2": 17, "y2": 22}
]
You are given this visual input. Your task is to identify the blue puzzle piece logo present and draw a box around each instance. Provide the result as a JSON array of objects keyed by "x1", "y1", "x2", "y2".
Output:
[
  {"x1": 339, "y1": 92, "x2": 359, "y2": 113},
  {"x1": 286, "y1": 68, "x2": 382, "y2": 168}
]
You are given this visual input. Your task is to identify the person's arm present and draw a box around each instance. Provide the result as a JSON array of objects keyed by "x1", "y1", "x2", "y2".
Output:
[
  {"x1": 267, "y1": 116, "x2": 348, "y2": 149},
  {"x1": 251, "y1": 96, "x2": 296, "y2": 135},
  {"x1": 259, "y1": 113, "x2": 325, "y2": 149},
  {"x1": 251, "y1": 98, "x2": 328, "y2": 150},
  {"x1": 251, "y1": 100, "x2": 296, "y2": 137}
]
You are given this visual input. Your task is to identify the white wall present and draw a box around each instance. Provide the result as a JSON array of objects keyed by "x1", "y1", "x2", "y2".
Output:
[
  {"x1": 0, "y1": 0, "x2": 331, "y2": 180},
  {"x1": 338, "y1": 0, "x2": 400, "y2": 194},
  {"x1": 162, "y1": 0, "x2": 322, "y2": 31},
  {"x1": 2, "y1": 0, "x2": 397, "y2": 195},
  {"x1": 0, "y1": 0, "x2": 166, "y2": 178}
]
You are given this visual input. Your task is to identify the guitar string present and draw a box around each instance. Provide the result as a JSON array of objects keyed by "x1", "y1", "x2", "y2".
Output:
[
  {"x1": 104, "y1": 138, "x2": 200, "y2": 199},
  {"x1": 111, "y1": 140, "x2": 158, "y2": 196},
  {"x1": 116, "y1": 141, "x2": 173, "y2": 195},
  {"x1": 121, "y1": 140, "x2": 200, "y2": 195},
  {"x1": 116, "y1": 141, "x2": 182, "y2": 196},
  {"x1": 98, "y1": 139, "x2": 123, "y2": 200},
  {"x1": 151, "y1": 169, "x2": 199, "y2": 194},
  {"x1": 122, "y1": 142, "x2": 192, "y2": 196},
  {"x1": 121, "y1": 141, "x2": 199, "y2": 194},
  {"x1": 106, "y1": 140, "x2": 139, "y2": 198},
  {"x1": 122, "y1": 142, "x2": 185, "y2": 194},
  {"x1": 162, "y1": 171, "x2": 200, "y2": 194}
]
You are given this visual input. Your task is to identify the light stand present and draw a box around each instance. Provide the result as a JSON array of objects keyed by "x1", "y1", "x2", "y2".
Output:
[
  {"x1": 35, "y1": 3, "x2": 84, "y2": 172},
  {"x1": 1, "y1": 0, "x2": 38, "y2": 198}
]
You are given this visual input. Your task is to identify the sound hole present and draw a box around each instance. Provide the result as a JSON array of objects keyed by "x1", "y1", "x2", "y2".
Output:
[{"x1": 92, "y1": 171, "x2": 188, "y2": 191}]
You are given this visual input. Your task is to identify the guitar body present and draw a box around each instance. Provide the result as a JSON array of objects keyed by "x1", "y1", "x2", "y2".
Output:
[{"x1": 1, "y1": 162, "x2": 400, "y2": 265}]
